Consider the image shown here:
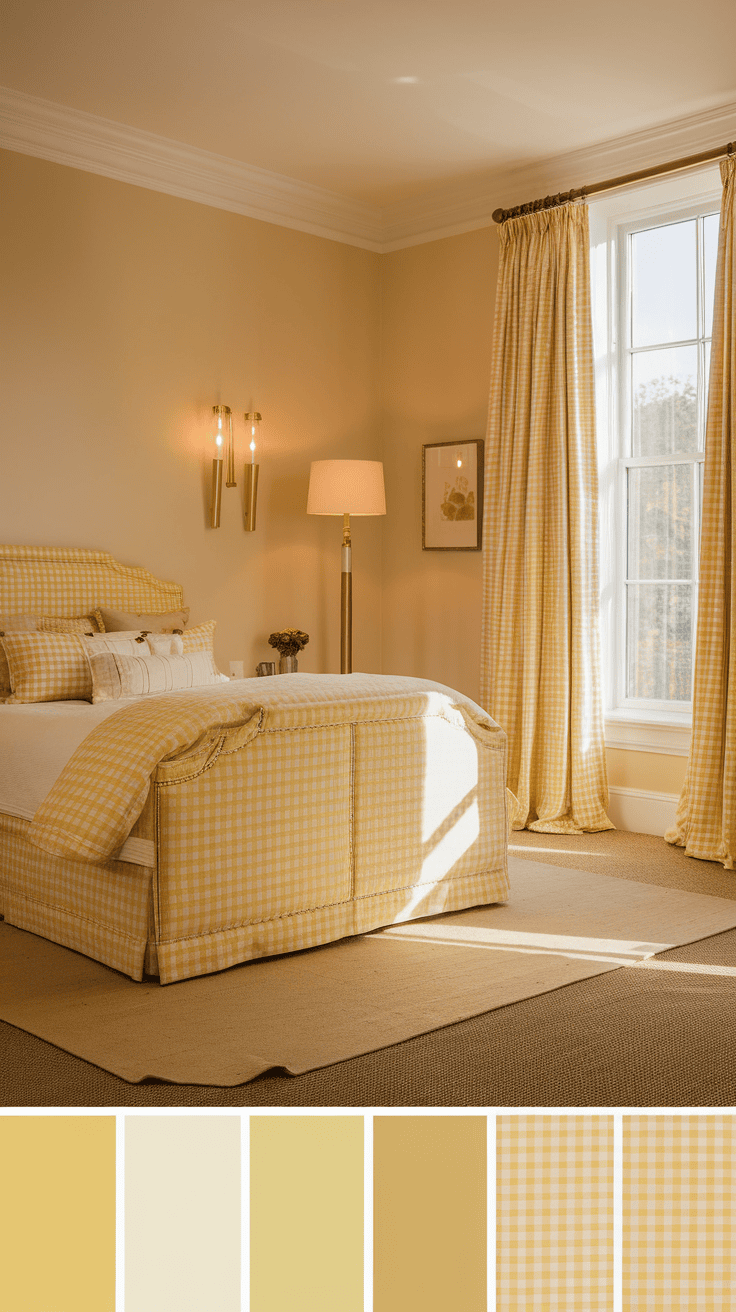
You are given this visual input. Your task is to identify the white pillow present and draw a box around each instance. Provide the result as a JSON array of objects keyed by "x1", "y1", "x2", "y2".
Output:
[{"x1": 89, "y1": 649, "x2": 228, "y2": 702}]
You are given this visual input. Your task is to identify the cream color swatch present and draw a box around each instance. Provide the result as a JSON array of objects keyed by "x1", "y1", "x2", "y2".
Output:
[
  {"x1": 125, "y1": 1115, "x2": 240, "y2": 1312},
  {"x1": 624, "y1": 1115, "x2": 736, "y2": 1310},
  {"x1": 0, "y1": 1116, "x2": 115, "y2": 1312},
  {"x1": 497, "y1": 1114, "x2": 614, "y2": 1310},
  {"x1": 373, "y1": 1115, "x2": 487, "y2": 1312},
  {"x1": 250, "y1": 1116, "x2": 363, "y2": 1312}
]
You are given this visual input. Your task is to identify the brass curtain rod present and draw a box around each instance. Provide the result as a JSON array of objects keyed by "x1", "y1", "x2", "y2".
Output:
[{"x1": 492, "y1": 140, "x2": 735, "y2": 224}]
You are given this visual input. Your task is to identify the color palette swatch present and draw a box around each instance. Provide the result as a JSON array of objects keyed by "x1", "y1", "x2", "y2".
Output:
[
  {"x1": 1, "y1": 1111, "x2": 734, "y2": 1310},
  {"x1": 0, "y1": 1115, "x2": 116, "y2": 1312},
  {"x1": 374, "y1": 1116, "x2": 487, "y2": 1312},
  {"x1": 623, "y1": 1115, "x2": 736, "y2": 1310},
  {"x1": 250, "y1": 1116, "x2": 364, "y2": 1312},
  {"x1": 497, "y1": 1115, "x2": 613, "y2": 1311}
]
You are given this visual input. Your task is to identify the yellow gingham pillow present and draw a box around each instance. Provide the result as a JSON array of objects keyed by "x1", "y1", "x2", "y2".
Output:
[
  {"x1": 181, "y1": 619, "x2": 216, "y2": 655},
  {"x1": 2, "y1": 631, "x2": 93, "y2": 703},
  {"x1": 0, "y1": 613, "x2": 100, "y2": 700}
]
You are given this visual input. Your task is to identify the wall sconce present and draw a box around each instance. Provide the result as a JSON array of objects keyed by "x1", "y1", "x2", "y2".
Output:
[
  {"x1": 243, "y1": 412, "x2": 260, "y2": 532},
  {"x1": 210, "y1": 404, "x2": 234, "y2": 528}
]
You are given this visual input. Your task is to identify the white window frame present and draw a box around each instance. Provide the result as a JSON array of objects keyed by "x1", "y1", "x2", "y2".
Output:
[{"x1": 589, "y1": 168, "x2": 721, "y2": 757}]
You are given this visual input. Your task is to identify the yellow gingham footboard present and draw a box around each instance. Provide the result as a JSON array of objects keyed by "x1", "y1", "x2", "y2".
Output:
[{"x1": 151, "y1": 698, "x2": 509, "y2": 984}]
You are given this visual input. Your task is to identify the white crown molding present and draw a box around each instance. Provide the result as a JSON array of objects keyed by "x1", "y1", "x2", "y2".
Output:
[
  {"x1": 0, "y1": 86, "x2": 384, "y2": 251},
  {"x1": 381, "y1": 98, "x2": 736, "y2": 248},
  {"x1": 1, "y1": 85, "x2": 735, "y2": 252}
]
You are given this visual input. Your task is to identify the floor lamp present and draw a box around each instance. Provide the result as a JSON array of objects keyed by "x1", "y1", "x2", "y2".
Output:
[{"x1": 307, "y1": 459, "x2": 386, "y2": 673}]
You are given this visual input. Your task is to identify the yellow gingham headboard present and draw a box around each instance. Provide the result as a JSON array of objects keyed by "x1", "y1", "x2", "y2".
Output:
[{"x1": 0, "y1": 545, "x2": 184, "y2": 617}]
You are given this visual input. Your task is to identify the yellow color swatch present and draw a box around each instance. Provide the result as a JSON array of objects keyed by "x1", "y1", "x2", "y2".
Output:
[
  {"x1": 125, "y1": 1115, "x2": 240, "y2": 1312},
  {"x1": 497, "y1": 1114, "x2": 613, "y2": 1311},
  {"x1": 250, "y1": 1115, "x2": 363, "y2": 1312},
  {"x1": 624, "y1": 1115, "x2": 736, "y2": 1310},
  {"x1": 0, "y1": 1115, "x2": 115, "y2": 1312},
  {"x1": 373, "y1": 1115, "x2": 487, "y2": 1312}
]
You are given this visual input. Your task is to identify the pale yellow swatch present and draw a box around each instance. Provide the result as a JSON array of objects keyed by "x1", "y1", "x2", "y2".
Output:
[
  {"x1": 125, "y1": 1115, "x2": 240, "y2": 1312},
  {"x1": 373, "y1": 1115, "x2": 487, "y2": 1312},
  {"x1": 250, "y1": 1115, "x2": 363, "y2": 1312},
  {"x1": 0, "y1": 1115, "x2": 115, "y2": 1312},
  {"x1": 624, "y1": 1115, "x2": 736, "y2": 1310}
]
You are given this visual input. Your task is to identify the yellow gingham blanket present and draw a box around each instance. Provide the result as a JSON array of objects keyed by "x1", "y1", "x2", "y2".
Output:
[{"x1": 28, "y1": 673, "x2": 505, "y2": 864}]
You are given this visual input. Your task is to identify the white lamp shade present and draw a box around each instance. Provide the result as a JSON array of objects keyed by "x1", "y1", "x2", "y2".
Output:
[{"x1": 307, "y1": 459, "x2": 386, "y2": 516}]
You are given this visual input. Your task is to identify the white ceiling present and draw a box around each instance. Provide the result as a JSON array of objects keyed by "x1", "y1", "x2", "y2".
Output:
[{"x1": 3, "y1": 0, "x2": 736, "y2": 213}]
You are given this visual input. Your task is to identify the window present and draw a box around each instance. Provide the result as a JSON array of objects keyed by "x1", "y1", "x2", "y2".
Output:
[
  {"x1": 590, "y1": 171, "x2": 721, "y2": 751},
  {"x1": 620, "y1": 209, "x2": 718, "y2": 708}
]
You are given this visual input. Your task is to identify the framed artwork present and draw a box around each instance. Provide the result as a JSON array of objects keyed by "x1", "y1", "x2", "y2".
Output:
[{"x1": 422, "y1": 439, "x2": 484, "y2": 551}]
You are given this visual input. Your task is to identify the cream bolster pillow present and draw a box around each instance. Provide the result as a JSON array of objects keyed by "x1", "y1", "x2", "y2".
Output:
[
  {"x1": 89, "y1": 650, "x2": 228, "y2": 702},
  {"x1": 95, "y1": 605, "x2": 190, "y2": 633}
]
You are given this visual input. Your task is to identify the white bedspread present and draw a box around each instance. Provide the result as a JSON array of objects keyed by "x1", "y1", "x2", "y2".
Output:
[{"x1": 0, "y1": 700, "x2": 154, "y2": 865}]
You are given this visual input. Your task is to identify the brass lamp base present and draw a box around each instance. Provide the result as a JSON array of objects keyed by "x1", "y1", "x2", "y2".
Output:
[{"x1": 341, "y1": 512, "x2": 352, "y2": 674}]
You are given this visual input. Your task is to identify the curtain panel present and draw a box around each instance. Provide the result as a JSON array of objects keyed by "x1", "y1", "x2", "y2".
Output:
[
  {"x1": 480, "y1": 203, "x2": 612, "y2": 834},
  {"x1": 666, "y1": 156, "x2": 736, "y2": 869}
]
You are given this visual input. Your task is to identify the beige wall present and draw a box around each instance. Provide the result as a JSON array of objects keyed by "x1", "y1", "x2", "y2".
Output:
[
  {"x1": 380, "y1": 228, "x2": 497, "y2": 702},
  {"x1": 0, "y1": 149, "x2": 382, "y2": 676},
  {"x1": 0, "y1": 148, "x2": 682, "y2": 799}
]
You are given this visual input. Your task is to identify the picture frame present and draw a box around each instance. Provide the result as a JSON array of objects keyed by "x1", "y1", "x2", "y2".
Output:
[{"x1": 422, "y1": 439, "x2": 484, "y2": 551}]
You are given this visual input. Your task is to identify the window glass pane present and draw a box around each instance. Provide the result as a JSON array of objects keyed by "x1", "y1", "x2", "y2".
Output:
[
  {"x1": 628, "y1": 464, "x2": 693, "y2": 580},
  {"x1": 703, "y1": 211, "x2": 720, "y2": 338},
  {"x1": 632, "y1": 220, "x2": 697, "y2": 347},
  {"x1": 627, "y1": 583, "x2": 692, "y2": 700},
  {"x1": 632, "y1": 345, "x2": 697, "y2": 455}
]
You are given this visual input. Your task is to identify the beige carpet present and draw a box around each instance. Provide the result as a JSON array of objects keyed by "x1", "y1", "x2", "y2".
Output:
[{"x1": 3, "y1": 854, "x2": 736, "y2": 1086}]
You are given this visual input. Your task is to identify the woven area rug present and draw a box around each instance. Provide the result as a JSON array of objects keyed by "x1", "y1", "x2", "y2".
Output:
[{"x1": 3, "y1": 855, "x2": 736, "y2": 1086}]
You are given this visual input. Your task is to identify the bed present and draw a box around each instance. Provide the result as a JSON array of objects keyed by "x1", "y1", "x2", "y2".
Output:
[{"x1": 0, "y1": 544, "x2": 510, "y2": 984}]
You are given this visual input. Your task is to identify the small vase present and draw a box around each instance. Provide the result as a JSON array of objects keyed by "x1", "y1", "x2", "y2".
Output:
[{"x1": 279, "y1": 655, "x2": 298, "y2": 674}]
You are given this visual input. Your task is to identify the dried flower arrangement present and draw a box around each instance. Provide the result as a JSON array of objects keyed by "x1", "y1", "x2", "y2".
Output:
[{"x1": 268, "y1": 629, "x2": 310, "y2": 658}]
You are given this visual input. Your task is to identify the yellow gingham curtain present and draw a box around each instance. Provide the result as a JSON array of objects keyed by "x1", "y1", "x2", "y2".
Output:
[
  {"x1": 480, "y1": 203, "x2": 613, "y2": 834},
  {"x1": 666, "y1": 156, "x2": 736, "y2": 869}
]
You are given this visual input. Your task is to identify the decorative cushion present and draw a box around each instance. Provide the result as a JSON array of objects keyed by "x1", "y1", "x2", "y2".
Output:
[
  {"x1": 94, "y1": 605, "x2": 190, "y2": 633},
  {"x1": 89, "y1": 649, "x2": 228, "y2": 702},
  {"x1": 145, "y1": 632, "x2": 184, "y2": 657},
  {"x1": 80, "y1": 632, "x2": 156, "y2": 667},
  {"x1": 181, "y1": 619, "x2": 216, "y2": 655},
  {"x1": 0, "y1": 613, "x2": 100, "y2": 700},
  {"x1": 2, "y1": 632, "x2": 93, "y2": 703}
]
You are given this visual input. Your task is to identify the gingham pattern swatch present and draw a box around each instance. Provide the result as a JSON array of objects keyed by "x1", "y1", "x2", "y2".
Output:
[
  {"x1": 497, "y1": 1114, "x2": 614, "y2": 1310},
  {"x1": 624, "y1": 1116, "x2": 736, "y2": 1310},
  {"x1": 480, "y1": 204, "x2": 612, "y2": 834},
  {"x1": 666, "y1": 156, "x2": 736, "y2": 869}
]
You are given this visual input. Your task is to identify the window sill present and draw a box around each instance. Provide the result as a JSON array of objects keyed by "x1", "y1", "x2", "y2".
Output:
[{"x1": 604, "y1": 711, "x2": 691, "y2": 757}]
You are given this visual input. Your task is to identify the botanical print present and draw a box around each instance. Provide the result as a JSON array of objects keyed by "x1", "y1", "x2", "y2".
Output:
[
  {"x1": 423, "y1": 439, "x2": 483, "y2": 549},
  {"x1": 441, "y1": 473, "x2": 475, "y2": 522}
]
